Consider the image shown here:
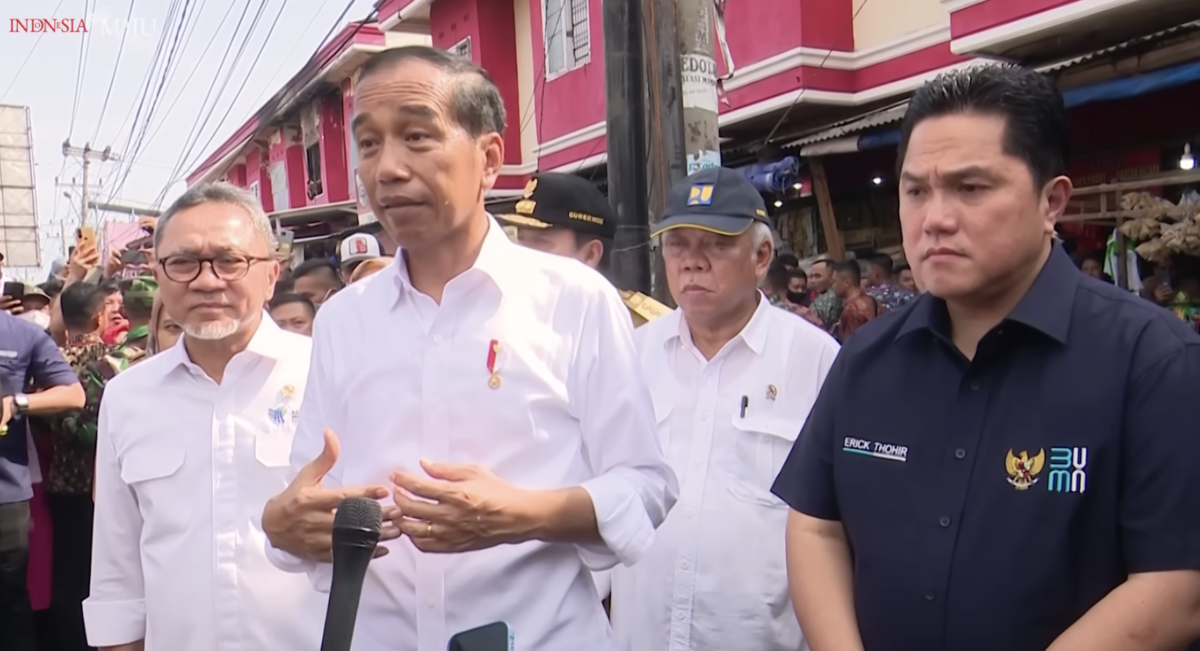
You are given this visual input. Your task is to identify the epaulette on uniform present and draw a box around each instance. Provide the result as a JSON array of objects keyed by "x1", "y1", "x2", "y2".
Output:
[{"x1": 620, "y1": 290, "x2": 672, "y2": 327}]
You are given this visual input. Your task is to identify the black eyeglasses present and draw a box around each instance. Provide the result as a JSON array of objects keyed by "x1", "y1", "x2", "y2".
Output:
[{"x1": 157, "y1": 254, "x2": 272, "y2": 283}]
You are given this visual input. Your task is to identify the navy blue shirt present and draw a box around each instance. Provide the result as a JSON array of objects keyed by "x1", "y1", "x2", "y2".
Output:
[
  {"x1": 0, "y1": 311, "x2": 78, "y2": 504},
  {"x1": 772, "y1": 246, "x2": 1200, "y2": 651}
]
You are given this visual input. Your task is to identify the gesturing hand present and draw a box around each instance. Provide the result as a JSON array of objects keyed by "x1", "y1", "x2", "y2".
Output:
[
  {"x1": 261, "y1": 429, "x2": 400, "y2": 562},
  {"x1": 391, "y1": 459, "x2": 537, "y2": 554}
]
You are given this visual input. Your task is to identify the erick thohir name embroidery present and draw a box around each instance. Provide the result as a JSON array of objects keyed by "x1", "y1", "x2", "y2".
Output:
[{"x1": 842, "y1": 437, "x2": 909, "y2": 462}]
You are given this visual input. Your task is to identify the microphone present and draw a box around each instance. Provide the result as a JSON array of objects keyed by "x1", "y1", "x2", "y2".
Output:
[{"x1": 319, "y1": 497, "x2": 383, "y2": 651}]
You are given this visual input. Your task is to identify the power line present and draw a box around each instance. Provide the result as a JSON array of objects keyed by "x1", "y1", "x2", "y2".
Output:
[
  {"x1": 153, "y1": 0, "x2": 271, "y2": 203},
  {"x1": 246, "y1": 0, "x2": 335, "y2": 111},
  {"x1": 68, "y1": 0, "x2": 95, "y2": 137},
  {"x1": 0, "y1": 0, "x2": 68, "y2": 101},
  {"x1": 91, "y1": 0, "x2": 139, "y2": 143}
]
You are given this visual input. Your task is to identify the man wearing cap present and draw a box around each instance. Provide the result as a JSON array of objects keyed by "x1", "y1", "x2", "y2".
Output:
[
  {"x1": 497, "y1": 173, "x2": 670, "y2": 326},
  {"x1": 108, "y1": 278, "x2": 156, "y2": 371},
  {"x1": 608, "y1": 167, "x2": 839, "y2": 651},
  {"x1": 338, "y1": 232, "x2": 383, "y2": 284}
]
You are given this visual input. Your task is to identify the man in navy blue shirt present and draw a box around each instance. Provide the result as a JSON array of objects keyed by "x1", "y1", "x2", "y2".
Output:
[
  {"x1": 772, "y1": 64, "x2": 1200, "y2": 651},
  {"x1": 0, "y1": 309, "x2": 84, "y2": 651}
]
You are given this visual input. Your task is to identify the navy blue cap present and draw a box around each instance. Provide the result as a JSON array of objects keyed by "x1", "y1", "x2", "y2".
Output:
[{"x1": 651, "y1": 167, "x2": 770, "y2": 238}]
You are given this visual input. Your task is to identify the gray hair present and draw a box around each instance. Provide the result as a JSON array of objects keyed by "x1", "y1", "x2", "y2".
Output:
[
  {"x1": 656, "y1": 220, "x2": 775, "y2": 261},
  {"x1": 155, "y1": 182, "x2": 276, "y2": 253}
]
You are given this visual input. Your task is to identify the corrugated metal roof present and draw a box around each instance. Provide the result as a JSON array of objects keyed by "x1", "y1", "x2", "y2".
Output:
[
  {"x1": 1037, "y1": 20, "x2": 1200, "y2": 73},
  {"x1": 781, "y1": 102, "x2": 909, "y2": 149}
]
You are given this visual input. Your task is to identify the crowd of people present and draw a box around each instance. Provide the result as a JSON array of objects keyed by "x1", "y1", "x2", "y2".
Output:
[{"x1": 0, "y1": 45, "x2": 1198, "y2": 651}]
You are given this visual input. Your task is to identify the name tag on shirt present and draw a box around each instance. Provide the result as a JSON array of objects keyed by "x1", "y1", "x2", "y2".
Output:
[{"x1": 0, "y1": 350, "x2": 17, "y2": 359}]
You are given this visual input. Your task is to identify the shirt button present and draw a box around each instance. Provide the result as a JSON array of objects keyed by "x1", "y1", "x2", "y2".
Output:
[
  {"x1": 680, "y1": 560, "x2": 689, "y2": 570},
  {"x1": 924, "y1": 591, "x2": 937, "y2": 602},
  {"x1": 425, "y1": 597, "x2": 436, "y2": 607},
  {"x1": 433, "y1": 335, "x2": 444, "y2": 344},
  {"x1": 939, "y1": 516, "x2": 951, "y2": 528},
  {"x1": 969, "y1": 381, "x2": 981, "y2": 391},
  {"x1": 699, "y1": 412, "x2": 710, "y2": 421},
  {"x1": 675, "y1": 611, "x2": 686, "y2": 620},
  {"x1": 954, "y1": 448, "x2": 967, "y2": 460}
]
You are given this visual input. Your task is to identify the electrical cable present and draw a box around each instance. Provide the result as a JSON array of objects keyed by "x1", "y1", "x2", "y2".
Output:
[
  {"x1": 246, "y1": 0, "x2": 336, "y2": 111},
  {"x1": 160, "y1": 0, "x2": 370, "y2": 203},
  {"x1": 0, "y1": 0, "x2": 68, "y2": 101},
  {"x1": 137, "y1": 0, "x2": 240, "y2": 155},
  {"x1": 760, "y1": 0, "x2": 872, "y2": 146},
  {"x1": 91, "y1": 0, "x2": 138, "y2": 143},
  {"x1": 68, "y1": 0, "x2": 95, "y2": 138},
  {"x1": 153, "y1": 0, "x2": 283, "y2": 205},
  {"x1": 123, "y1": 0, "x2": 199, "y2": 171}
]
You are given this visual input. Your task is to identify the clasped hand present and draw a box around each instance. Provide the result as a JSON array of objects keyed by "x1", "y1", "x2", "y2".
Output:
[
  {"x1": 390, "y1": 459, "x2": 535, "y2": 553},
  {"x1": 262, "y1": 429, "x2": 537, "y2": 562}
]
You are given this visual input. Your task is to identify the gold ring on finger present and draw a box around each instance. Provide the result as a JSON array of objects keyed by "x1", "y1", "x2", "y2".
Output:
[{"x1": 426, "y1": 521, "x2": 433, "y2": 537}]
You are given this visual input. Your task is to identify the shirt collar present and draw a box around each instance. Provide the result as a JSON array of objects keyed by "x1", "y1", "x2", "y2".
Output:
[
  {"x1": 895, "y1": 242, "x2": 1079, "y2": 344},
  {"x1": 389, "y1": 216, "x2": 523, "y2": 305},
  {"x1": 669, "y1": 291, "x2": 772, "y2": 356},
  {"x1": 155, "y1": 312, "x2": 290, "y2": 377}
]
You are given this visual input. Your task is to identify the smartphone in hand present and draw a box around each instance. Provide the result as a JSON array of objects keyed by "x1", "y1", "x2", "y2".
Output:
[{"x1": 447, "y1": 622, "x2": 513, "y2": 651}]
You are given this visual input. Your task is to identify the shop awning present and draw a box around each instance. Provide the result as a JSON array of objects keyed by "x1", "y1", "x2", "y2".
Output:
[
  {"x1": 1037, "y1": 20, "x2": 1200, "y2": 75},
  {"x1": 268, "y1": 200, "x2": 358, "y2": 226},
  {"x1": 781, "y1": 103, "x2": 909, "y2": 151}
]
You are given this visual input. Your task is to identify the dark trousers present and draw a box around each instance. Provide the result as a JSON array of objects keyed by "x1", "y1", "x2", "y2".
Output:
[
  {"x1": 49, "y1": 492, "x2": 95, "y2": 651},
  {"x1": 0, "y1": 500, "x2": 35, "y2": 651}
]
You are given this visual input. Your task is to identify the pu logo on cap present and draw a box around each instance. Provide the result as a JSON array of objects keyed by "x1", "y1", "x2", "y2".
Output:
[{"x1": 688, "y1": 184, "x2": 714, "y2": 206}]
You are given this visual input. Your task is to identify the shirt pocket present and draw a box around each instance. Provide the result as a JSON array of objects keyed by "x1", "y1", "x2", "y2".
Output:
[
  {"x1": 255, "y1": 431, "x2": 293, "y2": 468},
  {"x1": 727, "y1": 415, "x2": 806, "y2": 507},
  {"x1": 120, "y1": 446, "x2": 187, "y2": 528}
]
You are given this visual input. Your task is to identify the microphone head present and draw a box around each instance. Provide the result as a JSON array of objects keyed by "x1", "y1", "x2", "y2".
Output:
[{"x1": 333, "y1": 497, "x2": 383, "y2": 542}]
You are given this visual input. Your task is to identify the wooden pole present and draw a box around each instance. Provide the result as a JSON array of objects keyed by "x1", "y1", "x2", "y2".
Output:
[{"x1": 808, "y1": 156, "x2": 844, "y2": 260}]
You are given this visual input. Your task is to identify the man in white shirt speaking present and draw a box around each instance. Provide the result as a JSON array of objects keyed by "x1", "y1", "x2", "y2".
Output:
[
  {"x1": 260, "y1": 46, "x2": 678, "y2": 651},
  {"x1": 609, "y1": 168, "x2": 840, "y2": 651},
  {"x1": 85, "y1": 183, "x2": 326, "y2": 651}
]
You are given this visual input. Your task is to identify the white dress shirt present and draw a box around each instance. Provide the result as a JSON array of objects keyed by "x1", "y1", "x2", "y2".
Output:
[
  {"x1": 268, "y1": 219, "x2": 678, "y2": 651},
  {"x1": 85, "y1": 317, "x2": 326, "y2": 651},
  {"x1": 609, "y1": 296, "x2": 839, "y2": 651}
]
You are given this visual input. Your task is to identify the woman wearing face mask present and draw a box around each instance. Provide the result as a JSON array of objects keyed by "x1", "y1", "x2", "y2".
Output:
[{"x1": 16, "y1": 285, "x2": 55, "y2": 330}]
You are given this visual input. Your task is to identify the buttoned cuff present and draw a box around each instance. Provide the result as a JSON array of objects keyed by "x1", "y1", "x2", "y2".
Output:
[
  {"x1": 264, "y1": 542, "x2": 334, "y2": 593},
  {"x1": 577, "y1": 473, "x2": 656, "y2": 570},
  {"x1": 82, "y1": 597, "x2": 145, "y2": 647}
]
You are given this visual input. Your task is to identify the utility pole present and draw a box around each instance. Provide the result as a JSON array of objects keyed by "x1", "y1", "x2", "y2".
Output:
[
  {"x1": 644, "y1": 0, "x2": 687, "y2": 303},
  {"x1": 676, "y1": 0, "x2": 721, "y2": 174},
  {"x1": 602, "y1": 0, "x2": 651, "y2": 293},
  {"x1": 62, "y1": 141, "x2": 120, "y2": 229}
]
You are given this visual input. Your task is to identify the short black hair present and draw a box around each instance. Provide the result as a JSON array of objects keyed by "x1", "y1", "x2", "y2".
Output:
[
  {"x1": 268, "y1": 292, "x2": 316, "y2": 317},
  {"x1": 59, "y1": 282, "x2": 106, "y2": 333},
  {"x1": 766, "y1": 263, "x2": 791, "y2": 292},
  {"x1": 832, "y1": 260, "x2": 862, "y2": 284},
  {"x1": 274, "y1": 271, "x2": 295, "y2": 296},
  {"x1": 788, "y1": 267, "x2": 807, "y2": 282},
  {"x1": 898, "y1": 64, "x2": 1069, "y2": 189},
  {"x1": 894, "y1": 263, "x2": 911, "y2": 275},
  {"x1": 777, "y1": 253, "x2": 800, "y2": 268},
  {"x1": 292, "y1": 259, "x2": 344, "y2": 287},
  {"x1": 357, "y1": 46, "x2": 507, "y2": 138},
  {"x1": 866, "y1": 254, "x2": 894, "y2": 275},
  {"x1": 811, "y1": 258, "x2": 835, "y2": 271},
  {"x1": 99, "y1": 280, "x2": 121, "y2": 296}
]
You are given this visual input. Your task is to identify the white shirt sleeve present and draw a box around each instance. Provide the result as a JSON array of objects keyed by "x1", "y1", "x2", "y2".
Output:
[
  {"x1": 83, "y1": 397, "x2": 148, "y2": 647},
  {"x1": 570, "y1": 285, "x2": 679, "y2": 570},
  {"x1": 262, "y1": 313, "x2": 339, "y2": 593}
]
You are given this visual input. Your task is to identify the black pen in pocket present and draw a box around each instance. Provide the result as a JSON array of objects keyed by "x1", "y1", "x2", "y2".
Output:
[{"x1": 740, "y1": 396, "x2": 748, "y2": 418}]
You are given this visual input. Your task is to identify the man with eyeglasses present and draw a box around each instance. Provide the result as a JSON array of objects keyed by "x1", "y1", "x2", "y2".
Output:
[{"x1": 84, "y1": 182, "x2": 326, "y2": 651}]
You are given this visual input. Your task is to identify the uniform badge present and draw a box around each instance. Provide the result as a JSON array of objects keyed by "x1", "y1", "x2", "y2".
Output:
[
  {"x1": 268, "y1": 384, "x2": 299, "y2": 425},
  {"x1": 766, "y1": 384, "x2": 778, "y2": 401},
  {"x1": 1005, "y1": 449, "x2": 1045, "y2": 491},
  {"x1": 486, "y1": 339, "x2": 503, "y2": 390}
]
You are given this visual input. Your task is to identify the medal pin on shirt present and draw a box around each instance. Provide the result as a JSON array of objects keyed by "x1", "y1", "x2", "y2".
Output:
[{"x1": 486, "y1": 339, "x2": 503, "y2": 390}]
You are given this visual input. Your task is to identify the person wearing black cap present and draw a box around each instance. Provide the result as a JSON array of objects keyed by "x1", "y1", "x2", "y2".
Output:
[
  {"x1": 497, "y1": 173, "x2": 670, "y2": 326},
  {"x1": 607, "y1": 167, "x2": 839, "y2": 651}
]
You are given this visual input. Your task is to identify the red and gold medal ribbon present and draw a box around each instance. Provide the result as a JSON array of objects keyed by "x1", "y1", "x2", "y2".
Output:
[{"x1": 486, "y1": 340, "x2": 502, "y2": 389}]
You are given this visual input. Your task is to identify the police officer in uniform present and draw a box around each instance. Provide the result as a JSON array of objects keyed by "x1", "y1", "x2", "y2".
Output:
[{"x1": 497, "y1": 173, "x2": 670, "y2": 326}]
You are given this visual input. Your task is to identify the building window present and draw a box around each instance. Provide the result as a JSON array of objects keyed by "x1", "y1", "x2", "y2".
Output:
[
  {"x1": 450, "y1": 37, "x2": 471, "y2": 60},
  {"x1": 248, "y1": 181, "x2": 260, "y2": 203},
  {"x1": 544, "y1": 0, "x2": 589, "y2": 76},
  {"x1": 305, "y1": 143, "x2": 323, "y2": 200},
  {"x1": 269, "y1": 162, "x2": 288, "y2": 211}
]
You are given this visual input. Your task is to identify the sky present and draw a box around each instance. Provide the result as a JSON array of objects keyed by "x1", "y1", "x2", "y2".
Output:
[{"x1": 0, "y1": 0, "x2": 378, "y2": 281}]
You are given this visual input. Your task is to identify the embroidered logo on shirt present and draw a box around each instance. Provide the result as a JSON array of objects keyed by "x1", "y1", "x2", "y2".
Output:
[
  {"x1": 842, "y1": 437, "x2": 908, "y2": 462},
  {"x1": 268, "y1": 384, "x2": 300, "y2": 426},
  {"x1": 1004, "y1": 449, "x2": 1045, "y2": 490},
  {"x1": 1046, "y1": 446, "x2": 1088, "y2": 494}
]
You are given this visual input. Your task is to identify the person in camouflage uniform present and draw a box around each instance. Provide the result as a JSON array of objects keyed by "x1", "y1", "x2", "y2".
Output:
[
  {"x1": 107, "y1": 277, "x2": 155, "y2": 372},
  {"x1": 42, "y1": 282, "x2": 125, "y2": 651}
]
